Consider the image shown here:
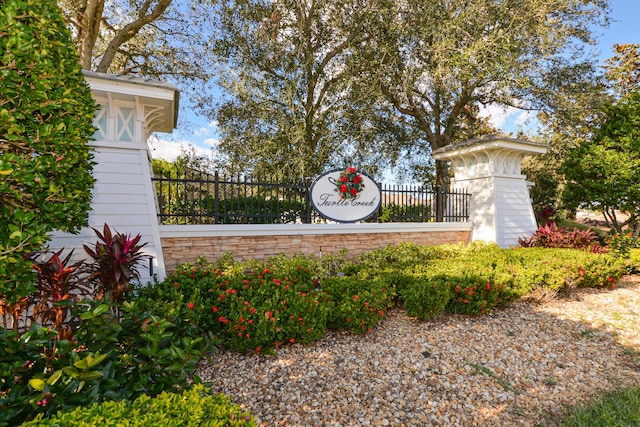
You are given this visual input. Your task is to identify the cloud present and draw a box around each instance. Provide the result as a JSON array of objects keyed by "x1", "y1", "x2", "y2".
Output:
[
  {"x1": 478, "y1": 104, "x2": 520, "y2": 129},
  {"x1": 202, "y1": 137, "x2": 220, "y2": 147},
  {"x1": 193, "y1": 127, "x2": 210, "y2": 137},
  {"x1": 147, "y1": 137, "x2": 212, "y2": 162},
  {"x1": 477, "y1": 104, "x2": 541, "y2": 134},
  {"x1": 514, "y1": 110, "x2": 537, "y2": 127}
]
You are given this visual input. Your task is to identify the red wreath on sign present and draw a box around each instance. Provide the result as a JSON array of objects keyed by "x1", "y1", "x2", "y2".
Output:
[{"x1": 334, "y1": 167, "x2": 365, "y2": 199}]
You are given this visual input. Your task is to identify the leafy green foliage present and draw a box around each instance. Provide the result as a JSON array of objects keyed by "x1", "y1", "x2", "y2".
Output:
[
  {"x1": 210, "y1": 0, "x2": 408, "y2": 179},
  {"x1": 355, "y1": 242, "x2": 439, "y2": 272},
  {"x1": 0, "y1": 0, "x2": 96, "y2": 303},
  {"x1": 142, "y1": 256, "x2": 332, "y2": 354},
  {"x1": 522, "y1": 158, "x2": 562, "y2": 215},
  {"x1": 355, "y1": 0, "x2": 608, "y2": 185},
  {"x1": 400, "y1": 273, "x2": 451, "y2": 321},
  {"x1": 607, "y1": 232, "x2": 640, "y2": 273},
  {"x1": 446, "y1": 277, "x2": 504, "y2": 316},
  {"x1": 562, "y1": 89, "x2": 640, "y2": 234},
  {"x1": 321, "y1": 275, "x2": 393, "y2": 334},
  {"x1": 607, "y1": 232, "x2": 640, "y2": 258},
  {"x1": 3, "y1": 239, "x2": 629, "y2": 425},
  {"x1": 604, "y1": 44, "x2": 640, "y2": 99},
  {"x1": 75, "y1": 300, "x2": 208, "y2": 398},
  {"x1": 21, "y1": 384, "x2": 256, "y2": 427},
  {"x1": 630, "y1": 249, "x2": 640, "y2": 273},
  {"x1": 0, "y1": 227, "x2": 210, "y2": 426},
  {"x1": 0, "y1": 299, "x2": 210, "y2": 425},
  {"x1": 161, "y1": 195, "x2": 306, "y2": 225},
  {"x1": 370, "y1": 203, "x2": 432, "y2": 223}
]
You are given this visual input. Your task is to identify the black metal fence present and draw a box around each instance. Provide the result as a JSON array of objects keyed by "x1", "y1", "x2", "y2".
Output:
[{"x1": 152, "y1": 171, "x2": 470, "y2": 225}]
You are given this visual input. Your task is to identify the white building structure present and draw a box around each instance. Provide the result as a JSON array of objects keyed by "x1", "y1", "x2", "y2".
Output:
[
  {"x1": 433, "y1": 135, "x2": 549, "y2": 247},
  {"x1": 48, "y1": 71, "x2": 179, "y2": 283}
]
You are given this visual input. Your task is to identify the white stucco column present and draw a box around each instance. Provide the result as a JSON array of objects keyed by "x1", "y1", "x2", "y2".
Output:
[{"x1": 433, "y1": 135, "x2": 548, "y2": 247}]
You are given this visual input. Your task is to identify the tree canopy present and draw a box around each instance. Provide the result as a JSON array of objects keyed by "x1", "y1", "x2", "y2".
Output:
[
  {"x1": 57, "y1": 0, "x2": 218, "y2": 112},
  {"x1": 210, "y1": 0, "x2": 610, "y2": 184},
  {"x1": 354, "y1": 0, "x2": 610, "y2": 185},
  {"x1": 209, "y1": 0, "x2": 412, "y2": 179},
  {"x1": 562, "y1": 90, "x2": 640, "y2": 234}
]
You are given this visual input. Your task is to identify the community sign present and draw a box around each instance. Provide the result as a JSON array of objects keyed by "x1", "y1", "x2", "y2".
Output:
[{"x1": 310, "y1": 168, "x2": 381, "y2": 223}]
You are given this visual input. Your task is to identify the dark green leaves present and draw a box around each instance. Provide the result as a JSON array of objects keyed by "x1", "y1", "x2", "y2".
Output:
[{"x1": 0, "y1": 0, "x2": 96, "y2": 301}]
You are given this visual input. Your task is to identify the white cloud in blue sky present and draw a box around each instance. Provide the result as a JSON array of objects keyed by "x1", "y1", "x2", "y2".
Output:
[{"x1": 148, "y1": 135, "x2": 213, "y2": 162}]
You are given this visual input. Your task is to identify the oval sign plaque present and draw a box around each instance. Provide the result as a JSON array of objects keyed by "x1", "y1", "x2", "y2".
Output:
[{"x1": 310, "y1": 168, "x2": 381, "y2": 223}]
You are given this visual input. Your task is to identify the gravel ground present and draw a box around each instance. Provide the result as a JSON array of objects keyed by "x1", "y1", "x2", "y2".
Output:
[{"x1": 196, "y1": 276, "x2": 640, "y2": 427}]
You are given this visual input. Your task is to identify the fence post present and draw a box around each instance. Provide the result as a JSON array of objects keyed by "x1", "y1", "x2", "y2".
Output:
[
  {"x1": 435, "y1": 185, "x2": 445, "y2": 222},
  {"x1": 304, "y1": 178, "x2": 312, "y2": 224},
  {"x1": 214, "y1": 171, "x2": 220, "y2": 224}
]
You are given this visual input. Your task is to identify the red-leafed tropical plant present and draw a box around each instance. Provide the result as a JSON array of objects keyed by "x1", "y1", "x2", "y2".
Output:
[
  {"x1": 25, "y1": 249, "x2": 89, "y2": 340},
  {"x1": 518, "y1": 222, "x2": 603, "y2": 252},
  {"x1": 83, "y1": 224, "x2": 148, "y2": 304},
  {"x1": 535, "y1": 207, "x2": 557, "y2": 225}
]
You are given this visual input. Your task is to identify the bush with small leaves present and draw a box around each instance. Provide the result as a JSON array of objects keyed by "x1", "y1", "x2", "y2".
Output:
[
  {"x1": 401, "y1": 273, "x2": 451, "y2": 321},
  {"x1": 21, "y1": 384, "x2": 255, "y2": 427},
  {"x1": 155, "y1": 255, "x2": 331, "y2": 354},
  {"x1": 321, "y1": 275, "x2": 393, "y2": 334}
]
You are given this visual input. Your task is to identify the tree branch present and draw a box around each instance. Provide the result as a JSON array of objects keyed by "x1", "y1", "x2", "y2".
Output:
[{"x1": 96, "y1": 0, "x2": 172, "y2": 73}]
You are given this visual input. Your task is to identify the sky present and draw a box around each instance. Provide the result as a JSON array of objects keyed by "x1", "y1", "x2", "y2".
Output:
[{"x1": 148, "y1": 0, "x2": 640, "y2": 163}]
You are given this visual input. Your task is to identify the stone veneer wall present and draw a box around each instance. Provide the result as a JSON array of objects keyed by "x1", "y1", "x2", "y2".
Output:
[{"x1": 160, "y1": 227, "x2": 471, "y2": 274}]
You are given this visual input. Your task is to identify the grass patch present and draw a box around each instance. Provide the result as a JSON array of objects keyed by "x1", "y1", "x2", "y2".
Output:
[{"x1": 560, "y1": 387, "x2": 640, "y2": 426}]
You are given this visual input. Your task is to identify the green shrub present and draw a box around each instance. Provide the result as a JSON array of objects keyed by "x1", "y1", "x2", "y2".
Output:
[
  {"x1": 498, "y1": 248, "x2": 624, "y2": 296},
  {"x1": 356, "y1": 242, "x2": 438, "y2": 272},
  {"x1": 321, "y1": 275, "x2": 393, "y2": 334},
  {"x1": 21, "y1": 384, "x2": 255, "y2": 426},
  {"x1": 0, "y1": 300, "x2": 210, "y2": 426},
  {"x1": 445, "y1": 275, "x2": 504, "y2": 315},
  {"x1": 630, "y1": 248, "x2": 640, "y2": 273},
  {"x1": 607, "y1": 232, "x2": 640, "y2": 258},
  {"x1": 76, "y1": 301, "x2": 209, "y2": 397},
  {"x1": 401, "y1": 273, "x2": 451, "y2": 320},
  {"x1": 0, "y1": 325, "x2": 59, "y2": 425},
  {"x1": 0, "y1": 0, "x2": 96, "y2": 304},
  {"x1": 369, "y1": 203, "x2": 431, "y2": 223},
  {"x1": 607, "y1": 233, "x2": 640, "y2": 273},
  {"x1": 375, "y1": 270, "x2": 414, "y2": 300}
]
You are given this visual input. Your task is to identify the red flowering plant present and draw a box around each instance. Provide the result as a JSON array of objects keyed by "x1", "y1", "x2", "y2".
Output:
[
  {"x1": 334, "y1": 167, "x2": 365, "y2": 199},
  {"x1": 160, "y1": 255, "x2": 331, "y2": 354},
  {"x1": 445, "y1": 275, "x2": 504, "y2": 316},
  {"x1": 321, "y1": 275, "x2": 393, "y2": 334}
]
